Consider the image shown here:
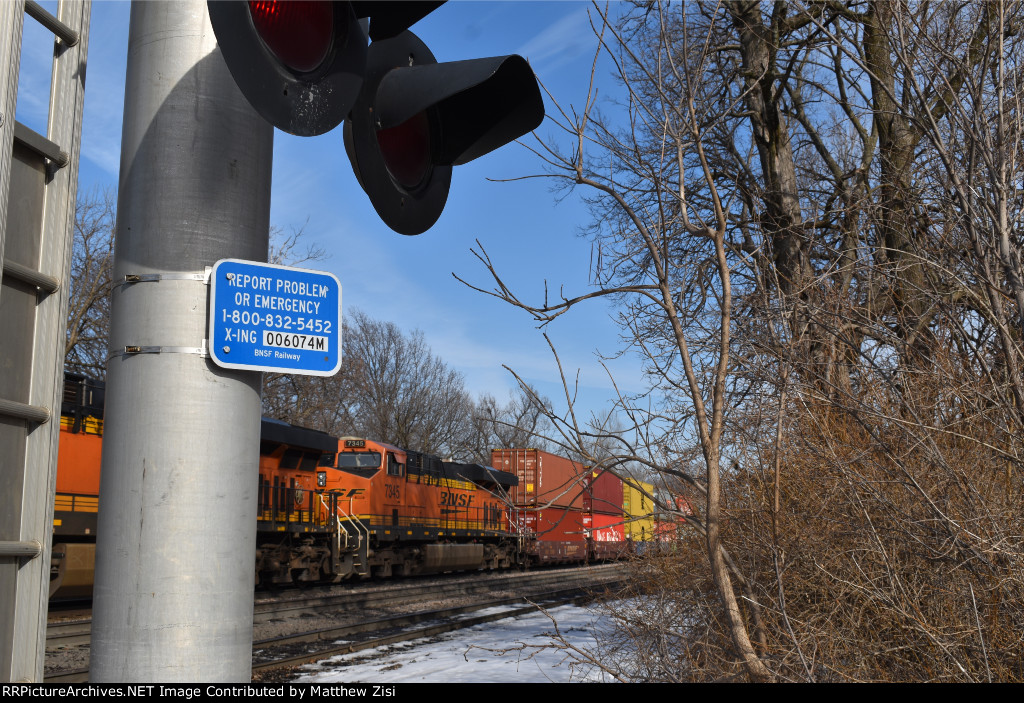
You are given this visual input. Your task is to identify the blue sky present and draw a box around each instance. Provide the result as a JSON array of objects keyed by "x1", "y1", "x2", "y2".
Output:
[{"x1": 17, "y1": 1, "x2": 644, "y2": 425}]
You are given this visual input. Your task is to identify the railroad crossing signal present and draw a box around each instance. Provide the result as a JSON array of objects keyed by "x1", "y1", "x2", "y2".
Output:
[{"x1": 207, "y1": 0, "x2": 544, "y2": 234}]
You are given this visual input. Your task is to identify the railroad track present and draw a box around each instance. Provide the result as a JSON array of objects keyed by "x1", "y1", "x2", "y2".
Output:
[
  {"x1": 45, "y1": 564, "x2": 624, "y2": 682},
  {"x1": 251, "y1": 586, "x2": 603, "y2": 679}
]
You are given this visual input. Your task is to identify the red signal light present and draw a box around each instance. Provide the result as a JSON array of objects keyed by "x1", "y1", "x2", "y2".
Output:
[
  {"x1": 248, "y1": 0, "x2": 333, "y2": 74},
  {"x1": 376, "y1": 111, "x2": 432, "y2": 190},
  {"x1": 208, "y1": 0, "x2": 367, "y2": 136}
]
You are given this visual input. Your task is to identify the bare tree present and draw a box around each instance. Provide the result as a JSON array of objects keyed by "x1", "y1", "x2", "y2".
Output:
[
  {"x1": 267, "y1": 219, "x2": 327, "y2": 267},
  {"x1": 460, "y1": 1, "x2": 772, "y2": 681},
  {"x1": 65, "y1": 188, "x2": 115, "y2": 378},
  {"x1": 462, "y1": 385, "x2": 554, "y2": 464},
  {"x1": 342, "y1": 309, "x2": 474, "y2": 458},
  {"x1": 261, "y1": 369, "x2": 354, "y2": 436}
]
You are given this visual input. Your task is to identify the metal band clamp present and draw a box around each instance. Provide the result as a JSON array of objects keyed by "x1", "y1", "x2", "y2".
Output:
[
  {"x1": 113, "y1": 269, "x2": 212, "y2": 291},
  {"x1": 109, "y1": 340, "x2": 210, "y2": 361}
]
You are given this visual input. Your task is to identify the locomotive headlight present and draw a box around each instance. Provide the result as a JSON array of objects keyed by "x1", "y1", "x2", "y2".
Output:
[{"x1": 317, "y1": 471, "x2": 327, "y2": 487}]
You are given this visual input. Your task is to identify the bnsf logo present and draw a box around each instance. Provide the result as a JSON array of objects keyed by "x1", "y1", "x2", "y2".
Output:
[{"x1": 440, "y1": 492, "x2": 474, "y2": 508}]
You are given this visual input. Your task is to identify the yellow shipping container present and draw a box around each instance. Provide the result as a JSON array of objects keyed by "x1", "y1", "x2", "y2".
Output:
[{"x1": 622, "y1": 478, "x2": 655, "y2": 541}]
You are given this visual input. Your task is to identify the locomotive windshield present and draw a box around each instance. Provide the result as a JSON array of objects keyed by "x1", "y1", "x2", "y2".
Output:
[{"x1": 336, "y1": 451, "x2": 381, "y2": 469}]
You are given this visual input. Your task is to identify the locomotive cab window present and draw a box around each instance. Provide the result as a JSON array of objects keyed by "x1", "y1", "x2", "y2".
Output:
[
  {"x1": 336, "y1": 452, "x2": 381, "y2": 469},
  {"x1": 387, "y1": 452, "x2": 405, "y2": 477}
]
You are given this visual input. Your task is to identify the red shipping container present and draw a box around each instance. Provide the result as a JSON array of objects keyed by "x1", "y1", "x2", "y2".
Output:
[
  {"x1": 586, "y1": 469, "x2": 624, "y2": 515},
  {"x1": 674, "y1": 496, "x2": 694, "y2": 516},
  {"x1": 492, "y1": 449, "x2": 587, "y2": 509},
  {"x1": 654, "y1": 520, "x2": 682, "y2": 541},
  {"x1": 590, "y1": 512, "x2": 625, "y2": 542},
  {"x1": 508, "y1": 507, "x2": 586, "y2": 542}
]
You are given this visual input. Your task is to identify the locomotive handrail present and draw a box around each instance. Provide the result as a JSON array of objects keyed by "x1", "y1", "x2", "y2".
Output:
[
  {"x1": 318, "y1": 492, "x2": 347, "y2": 550},
  {"x1": 331, "y1": 495, "x2": 352, "y2": 549},
  {"x1": 330, "y1": 492, "x2": 370, "y2": 551}
]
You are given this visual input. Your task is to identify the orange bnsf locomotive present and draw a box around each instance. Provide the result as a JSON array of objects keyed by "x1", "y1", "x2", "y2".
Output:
[
  {"x1": 254, "y1": 428, "x2": 519, "y2": 585},
  {"x1": 53, "y1": 375, "x2": 521, "y2": 596}
]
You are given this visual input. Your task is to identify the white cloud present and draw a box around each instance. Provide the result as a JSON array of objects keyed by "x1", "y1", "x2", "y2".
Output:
[{"x1": 515, "y1": 6, "x2": 597, "y2": 77}]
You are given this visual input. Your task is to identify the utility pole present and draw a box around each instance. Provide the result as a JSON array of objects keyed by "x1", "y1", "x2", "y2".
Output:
[{"x1": 89, "y1": 0, "x2": 272, "y2": 681}]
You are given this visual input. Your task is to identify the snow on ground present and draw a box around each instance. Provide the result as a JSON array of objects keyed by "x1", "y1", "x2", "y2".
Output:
[{"x1": 292, "y1": 603, "x2": 619, "y2": 684}]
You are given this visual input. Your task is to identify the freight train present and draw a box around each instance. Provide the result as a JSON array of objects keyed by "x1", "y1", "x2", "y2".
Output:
[{"x1": 52, "y1": 374, "x2": 665, "y2": 599}]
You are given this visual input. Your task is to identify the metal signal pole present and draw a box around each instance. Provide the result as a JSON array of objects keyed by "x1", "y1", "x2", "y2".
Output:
[{"x1": 90, "y1": 0, "x2": 272, "y2": 681}]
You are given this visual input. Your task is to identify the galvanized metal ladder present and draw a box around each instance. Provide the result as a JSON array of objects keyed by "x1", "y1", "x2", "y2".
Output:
[{"x1": 0, "y1": 0, "x2": 90, "y2": 682}]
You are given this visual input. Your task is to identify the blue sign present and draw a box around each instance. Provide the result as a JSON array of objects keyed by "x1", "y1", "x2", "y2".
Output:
[{"x1": 209, "y1": 259, "x2": 341, "y2": 376}]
